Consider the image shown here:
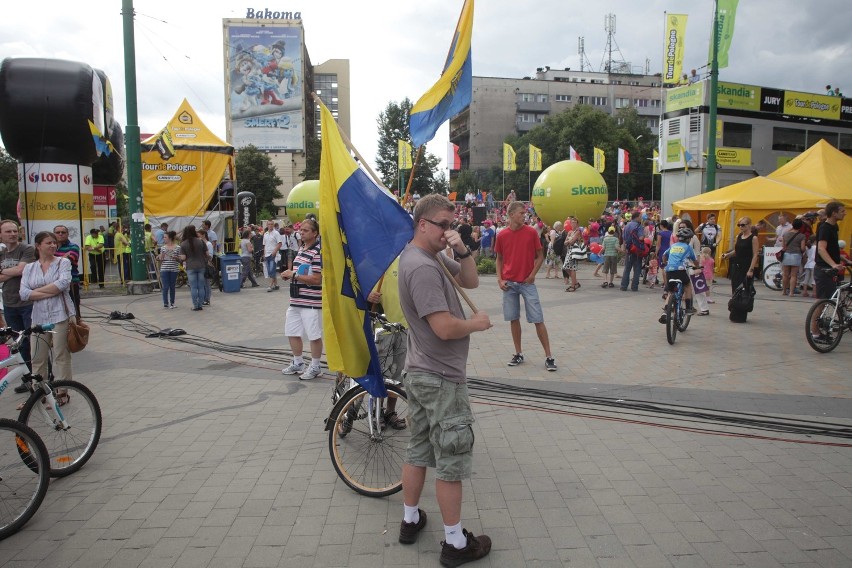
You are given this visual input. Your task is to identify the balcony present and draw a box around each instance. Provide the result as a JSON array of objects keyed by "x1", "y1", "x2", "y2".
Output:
[{"x1": 516, "y1": 100, "x2": 551, "y2": 113}]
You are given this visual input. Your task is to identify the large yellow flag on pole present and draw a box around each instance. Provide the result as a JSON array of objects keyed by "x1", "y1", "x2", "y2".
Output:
[
  {"x1": 503, "y1": 143, "x2": 516, "y2": 172},
  {"x1": 398, "y1": 139, "x2": 413, "y2": 169},
  {"x1": 529, "y1": 144, "x2": 542, "y2": 171},
  {"x1": 594, "y1": 147, "x2": 606, "y2": 173},
  {"x1": 663, "y1": 13, "x2": 688, "y2": 84}
]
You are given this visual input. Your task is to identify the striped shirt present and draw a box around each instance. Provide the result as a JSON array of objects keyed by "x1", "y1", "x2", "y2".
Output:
[
  {"x1": 55, "y1": 242, "x2": 80, "y2": 282},
  {"x1": 160, "y1": 246, "x2": 181, "y2": 272},
  {"x1": 289, "y1": 242, "x2": 322, "y2": 309}
]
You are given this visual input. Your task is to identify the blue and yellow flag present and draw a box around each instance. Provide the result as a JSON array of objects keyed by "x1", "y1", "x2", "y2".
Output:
[
  {"x1": 409, "y1": 0, "x2": 473, "y2": 148},
  {"x1": 319, "y1": 101, "x2": 414, "y2": 398},
  {"x1": 88, "y1": 120, "x2": 114, "y2": 157}
]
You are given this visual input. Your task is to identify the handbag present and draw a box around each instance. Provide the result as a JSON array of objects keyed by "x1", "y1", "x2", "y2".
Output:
[
  {"x1": 775, "y1": 249, "x2": 784, "y2": 261},
  {"x1": 569, "y1": 240, "x2": 589, "y2": 260},
  {"x1": 728, "y1": 278, "x2": 756, "y2": 313},
  {"x1": 63, "y1": 296, "x2": 89, "y2": 353}
]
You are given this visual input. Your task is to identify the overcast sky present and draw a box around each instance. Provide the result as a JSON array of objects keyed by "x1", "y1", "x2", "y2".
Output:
[{"x1": 1, "y1": 0, "x2": 850, "y2": 170}]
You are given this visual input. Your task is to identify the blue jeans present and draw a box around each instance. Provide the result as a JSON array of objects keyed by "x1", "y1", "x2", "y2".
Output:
[
  {"x1": 240, "y1": 257, "x2": 258, "y2": 286},
  {"x1": 502, "y1": 282, "x2": 544, "y2": 323},
  {"x1": 161, "y1": 270, "x2": 177, "y2": 306},
  {"x1": 187, "y1": 268, "x2": 205, "y2": 308},
  {"x1": 4, "y1": 304, "x2": 33, "y2": 369},
  {"x1": 620, "y1": 253, "x2": 642, "y2": 291}
]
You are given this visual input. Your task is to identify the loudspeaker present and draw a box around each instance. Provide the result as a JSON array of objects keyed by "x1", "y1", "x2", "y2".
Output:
[{"x1": 471, "y1": 206, "x2": 486, "y2": 225}]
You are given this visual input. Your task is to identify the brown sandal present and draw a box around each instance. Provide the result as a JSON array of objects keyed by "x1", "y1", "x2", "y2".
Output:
[{"x1": 383, "y1": 411, "x2": 406, "y2": 430}]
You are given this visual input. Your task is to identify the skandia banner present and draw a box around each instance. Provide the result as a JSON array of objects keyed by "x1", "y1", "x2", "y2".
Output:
[
  {"x1": 665, "y1": 83, "x2": 704, "y2": 113},
  {"x1": 224, "y1": 21, "x2": 304, "y2": 151},
  {"x1": 663, "y1": 14, "x2": 688, "y2": 84},
  {"x1": 783, "y1": 91, "x2": 841, "y2": 120},
  {"x1": 717, "y1": 82, "x2": 760, "y2": 111}
]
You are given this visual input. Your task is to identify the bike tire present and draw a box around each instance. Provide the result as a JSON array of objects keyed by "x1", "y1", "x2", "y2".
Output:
[
  {"x1": 762, "y1": 262, "x2": 782, "y2": 290},
  {"x1": 665, "y1": 294, "x2": 678, "y2": 345},
  {"x1": 176, "y1": 271, "x2": 187, "y2": 288},
  {"x1": 18, "y1": 380, "x2": 102, "y2": 478},
  {"x1": 328, "y1": 383, "x2": 408, "y2": 497},
  {"x1": 677, "y1": 299, "x2": 692, "y2": 332},
  {"x1": 0, "y1": 418, "x2": 49, "y2": 540},
  {"x1": 805, "y1": 299, "x2": 844, "y2": 353}
]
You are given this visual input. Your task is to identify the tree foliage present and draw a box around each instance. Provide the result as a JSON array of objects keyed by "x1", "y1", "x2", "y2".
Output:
[
  {"x1": 376, "y1": 99, "x2": 444, "y2": 196},
  {"x1": 464, "y1": 105, "x2": 658, "y2": 202},
  {"x1": 0, "y1": 148, "x2": 18, "y2": 220},
  {"x1": 235, "y1": 145, "x2": 283, "y2": 216}
]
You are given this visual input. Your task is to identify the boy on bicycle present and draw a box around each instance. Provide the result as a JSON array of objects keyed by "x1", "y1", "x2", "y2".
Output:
[{"x1": 659, "y1": 226, "x2": 699, "y2": 324}]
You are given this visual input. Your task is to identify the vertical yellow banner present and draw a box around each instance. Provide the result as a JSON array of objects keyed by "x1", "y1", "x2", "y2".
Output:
[
  {"x1": 398, "y1": 140, "x2": 412, "y2": 170},
  {"x1": 529, "y1": 144, "x2": 542, "y2": 171},
  {"x1": 663, "y1": 14, "x2": 688, "y2": 83},
  {"x1": 652, "y1": 149, "x2": 660, "y2": 174},
  {"x1": 594, "y1": 147, "x2": 606, "y2": 173},
  {"x1": 503, "y1": 143, "x2": 516, "y2": 171}
]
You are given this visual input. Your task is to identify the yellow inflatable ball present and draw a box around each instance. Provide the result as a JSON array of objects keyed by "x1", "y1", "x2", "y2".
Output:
[
  {"x1": 531, "y1": 160, "x2": 608, "y2": 227},
  {"x1": 286, "y1": 180, "x2": 319, "y2": 222}
]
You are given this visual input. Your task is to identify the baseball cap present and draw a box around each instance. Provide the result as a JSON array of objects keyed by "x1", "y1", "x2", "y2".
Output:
[{"x1": 607, "y1": 226, "x2": 616, "y2": 233}]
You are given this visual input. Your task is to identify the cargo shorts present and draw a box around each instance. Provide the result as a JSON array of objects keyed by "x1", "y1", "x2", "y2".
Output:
[{"x1": 403, "y1": 371, "x2": 475, "y2": 481}]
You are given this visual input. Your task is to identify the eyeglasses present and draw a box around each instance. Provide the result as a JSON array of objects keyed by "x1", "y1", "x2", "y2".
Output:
[
  {"x1": 422, "y1": 218, "x2": 452, "y2": 231},
  {"x1": 54, "y1": 231, "x2": 67, "y2": 234},
  {"x1": 737, "y1": 223, "x2": 749, "y2": 227}
]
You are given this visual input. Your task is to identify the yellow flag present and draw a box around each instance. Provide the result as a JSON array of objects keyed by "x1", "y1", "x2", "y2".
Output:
[
  {"x1": 652, "y1": 149, "x2": 660, "y2": 174},
  {"x1": 594, "y1": 147, "x2": 605, "y2": 173},
  {"x1": 398, "y1": 139, "x2": 412, "y2": 170},
  {"x1": 529, "y1": 144, "x2": 542, "y2": 171},
  {"x1": 663, "y1": 14, "x2": 688, "y2": 84},
  {"x1": 503, "y1": 143, "x2": 516, "y2": 172}
]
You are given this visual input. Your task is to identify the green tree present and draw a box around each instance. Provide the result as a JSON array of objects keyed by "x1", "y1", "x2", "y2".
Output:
[
  {"x1": 299, "y1": 132, "x2": 321, "y2": 181},
  {"x1": 235, "y1": 145, "x2": 283, "y2": 216},
  {"x1": 0, "y1": 148, "x2": 18, "y2": 219},
  {"x1": 375, "y1": 99, "x2": 443, "y2": 196}
]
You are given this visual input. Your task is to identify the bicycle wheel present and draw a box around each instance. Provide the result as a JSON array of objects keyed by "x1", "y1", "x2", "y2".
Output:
[
  {"x1": 677, "y1": 299, "x2": 692, "y2": 332},
  {"x1": 0, "y1": 418, "x2": 49, "y2": 540},
  {"x1": 328, "y1": 384, "x2": 408, "y2": 497},
  {"x1": 665, "y1": 294, "x2": 678, "y2": 345},
  {"x1": 18, "y1": 380, "x2": 102, "y2": 478},
  {"x1": 805, "y1": 299, "x2": 844, "y2": 353},
  {"x1": 176, "y1": 271, "x2": 187, "y2": 288},
  {"x1": 763, "y1": 262, "x2": 782, "y2": 290}
]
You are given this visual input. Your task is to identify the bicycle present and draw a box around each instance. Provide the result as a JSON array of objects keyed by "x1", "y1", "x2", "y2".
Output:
[
  {"x1": 2, "y1": 327, "x2": 103, "y2": 477},
  {"x1": 324, "y1": 312, "x2": 409, "y2": 497},
  {"x1": 805, "y1": 266, "x2": 852, "y2": 353},
  {"x1": 762, "y1": 260, "x2": 783, "y2": 290},
  {"x1": 664, "y1": 274, "x2": 693, "y2": 345}
]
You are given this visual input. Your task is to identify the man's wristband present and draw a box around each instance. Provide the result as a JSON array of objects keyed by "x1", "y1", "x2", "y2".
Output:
[{"x1": 456, "y1": 246, "x2": 472, "y2": 259}]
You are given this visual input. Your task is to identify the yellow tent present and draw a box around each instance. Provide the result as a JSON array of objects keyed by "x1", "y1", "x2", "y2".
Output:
[
  {"x1": 768, "y1": 139, "x2": 852, "y2": 202},
  {"x1": 140, "y1": 99, "x2": 235, "y2": 217}
]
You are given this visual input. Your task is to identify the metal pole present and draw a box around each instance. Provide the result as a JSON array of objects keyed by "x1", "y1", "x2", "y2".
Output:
[
  {"x1": 706, "y1": 0, "x2": 720, "y2": 192},
  {"x1": 121, "y1": 0, "x2": 147, "y2": 283}
]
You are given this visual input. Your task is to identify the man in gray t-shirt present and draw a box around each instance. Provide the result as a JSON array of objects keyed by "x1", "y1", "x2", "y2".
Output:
[
  {"x1": 0, "y1": 220, "x2": 35, "y2": 385},
  {"x1": 396, "y1": 194, "x2": 493, "y2": 565}
]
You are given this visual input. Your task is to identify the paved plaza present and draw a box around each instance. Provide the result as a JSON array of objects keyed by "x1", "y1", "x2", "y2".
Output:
[{"x1": 0, "y1": 268, "x2": 849, "y2": 568}]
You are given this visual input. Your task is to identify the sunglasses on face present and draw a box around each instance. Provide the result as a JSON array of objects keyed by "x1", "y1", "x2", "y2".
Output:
[
  {"x1": 737, "y1": 223, "x2": 749, "y2": 227},
  {"x1": 423, "y1": 218, "x2": 452, "y2": 231}
]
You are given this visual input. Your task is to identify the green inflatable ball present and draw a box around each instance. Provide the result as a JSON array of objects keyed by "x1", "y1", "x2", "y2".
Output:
[
  {"x1": 531, "y1": 160, "x2": 608, "y2": 227},
  {"x1": 286, "y1": 180, "x2": 319, "y2": 223}
]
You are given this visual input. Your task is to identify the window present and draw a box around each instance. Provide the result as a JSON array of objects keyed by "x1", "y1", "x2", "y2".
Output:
[
  {"x1": 520, "y1": 93, "x2": 534, "y2": 102},
  {"x1": 650, "y1": 82, "x2": 660, "y2": 87},
  {"x1": 590, "y1": 96, "x2": 607, "y2": 106},
  {"x1": 537, "y1": 94, "x2": 548, "y2": 102},
  {"x1": 633, "y1": 99, "x2": 649, "y2": 108},
  {"x1": 646, "y1": 117, "x2": 659, "y2": 130},
  {"x1": 517, "y1": 113, "x2": 543, "y2": 123},
  {"x1": 629, "y1": 81, "x2": 640, "y2": 86},
  {"x1": 591, "y1": 79, "x2": 604, "y2": 84},
  {"x1": 650, "y1": 99, "x2": 661, "y2": 108},
  {"x1": 577, "y1": 96, "x2": 589, "y2": 105},
  {"x1": 772, "y1": 128, "x2": 805, "y2": 152},
  {"x1": 807, "y1": 131, "x2": 838, "y2": 148},
  {"x1": 555, "y1": 94, "x2": 572, "y2": 102},
  {"x1": 723, "y1": 122, "x2": 752, "y2": 148},
  {"x1": 612, "y1": 80, "x2": 622, "y2": 85},
  {"x1": 840, "y1": 133, "x2": 852, "y2": 157},
  {"x1": 614, "y1": 97, "x2": 629, "y2": 109}
]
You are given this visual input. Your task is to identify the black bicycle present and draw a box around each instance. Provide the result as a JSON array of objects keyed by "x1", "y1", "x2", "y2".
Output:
[
  {"x1": 664, "y1": 276, "x2": 693, "y2": 345},
  {"x1": 805, "y1": 267, "x2": 852, "y2": 353}
]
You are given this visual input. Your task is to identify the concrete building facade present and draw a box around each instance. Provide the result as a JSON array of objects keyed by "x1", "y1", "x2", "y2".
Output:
[{"x1": 450, "y1": 68, "x2": 664, "y2": 175}]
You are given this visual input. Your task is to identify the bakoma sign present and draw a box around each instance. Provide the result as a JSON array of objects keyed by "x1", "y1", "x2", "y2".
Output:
[{"x1": 245, "y1": 8, "x2": 302, "y2": 19}]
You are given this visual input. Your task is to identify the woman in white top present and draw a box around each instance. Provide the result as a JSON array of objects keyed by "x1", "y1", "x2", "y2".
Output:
[{"x1": 19, "y1": 230, "x2": 75, "y2": 381}]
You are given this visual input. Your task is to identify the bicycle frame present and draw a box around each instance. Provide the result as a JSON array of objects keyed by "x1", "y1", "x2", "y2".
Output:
[{"x1": 0, "y1": 335, "x2": 67, "y2": 429}]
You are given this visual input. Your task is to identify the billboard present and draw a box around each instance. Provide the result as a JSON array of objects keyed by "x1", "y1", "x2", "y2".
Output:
[{"x1": 224, "y1": 20, "x2": 304, "y2": 151}]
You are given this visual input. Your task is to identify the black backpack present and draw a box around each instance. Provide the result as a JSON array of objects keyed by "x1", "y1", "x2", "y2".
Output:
[{"x1": 552, "y1": 231, "x2": 568, "y2": 257}]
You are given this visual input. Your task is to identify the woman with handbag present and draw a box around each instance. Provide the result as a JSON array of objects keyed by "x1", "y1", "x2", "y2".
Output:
[
  {"x1": 563, "y1": 219, "x2": 583, "y2": 292},
  {"x1": 780, "y1": 219, "x2": 807, "y2": 296},
  {"x1": 19, "y1": 231, "x2": 75, "y2": 385},
  {"x1": 721, "y1": 217, "x2": 759, "y2": 293}
]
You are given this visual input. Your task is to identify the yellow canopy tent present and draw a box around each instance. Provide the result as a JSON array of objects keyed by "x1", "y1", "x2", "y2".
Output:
[
  {"x1": 768, "y1": 139, "x2": 852, "y2": 203},
  {"x1": 140, "y1": 99, "x2": 235, "y2": 217}
]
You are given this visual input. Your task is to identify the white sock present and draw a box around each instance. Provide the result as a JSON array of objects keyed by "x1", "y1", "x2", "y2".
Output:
[
  {"x1": 293, "y1": 356, "x2": 304, "y2": 365},
  {"x1": 403, "y1": 504, "x2": 420, "y2": 524},
  {"x1": 309, "y1": 361, "x2": 321, "y2": 370},
  {"x1": 444, "y1": 523, "x2": 465, "y2": 549}
]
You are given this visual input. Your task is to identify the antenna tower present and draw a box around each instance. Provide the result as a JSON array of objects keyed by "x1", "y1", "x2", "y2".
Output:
[
  {"x1": 578, "y1": 37, "x2": 592, "y2": 72},
  {"x1": 599, "y1": 13, "x2": 631, "y2": 74}
]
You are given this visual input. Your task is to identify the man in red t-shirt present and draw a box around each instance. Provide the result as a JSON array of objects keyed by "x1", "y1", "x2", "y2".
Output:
[{"x1": 494, "y1": 202, "x2": 556, "y2": 371}]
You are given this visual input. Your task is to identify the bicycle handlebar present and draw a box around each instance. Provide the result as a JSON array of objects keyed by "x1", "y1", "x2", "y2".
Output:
[{"x1": 0, "y1": 324, "x2": 55, "y2": 343}]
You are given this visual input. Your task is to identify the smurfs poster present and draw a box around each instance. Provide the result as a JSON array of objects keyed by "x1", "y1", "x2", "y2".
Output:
[{"x1": 225, "y1": 23, "x2": 303, "y2": 151}]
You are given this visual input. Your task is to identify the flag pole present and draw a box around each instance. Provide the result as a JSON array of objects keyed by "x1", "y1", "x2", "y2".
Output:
[
  {"x1": 403, "y1": 145, "x2": 424, "y2": 204},
  {"x1": 706, "y1": 0, "x2": 721, "y2": 192}
]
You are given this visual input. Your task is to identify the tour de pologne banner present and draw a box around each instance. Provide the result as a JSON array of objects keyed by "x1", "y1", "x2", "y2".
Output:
[{"x1": 663, "y1": 14, "x2": 688, "y2": 83}]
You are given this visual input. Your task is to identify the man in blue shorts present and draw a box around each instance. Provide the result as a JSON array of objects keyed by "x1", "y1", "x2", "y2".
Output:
[{"x1": 495, "y1": 202, "x2": 556, "y2": 370}]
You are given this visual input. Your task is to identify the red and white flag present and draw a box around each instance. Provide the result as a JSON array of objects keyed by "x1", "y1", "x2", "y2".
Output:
[
  {"x1": 618, "y1": 148, "x2": 630, "y2": 173},
  {"x1": 447, "y1": 142, "x2": 461, "y2": 170},
  {"x1": 569, "y1": 145, "x2": 581, "y2": 161}
]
